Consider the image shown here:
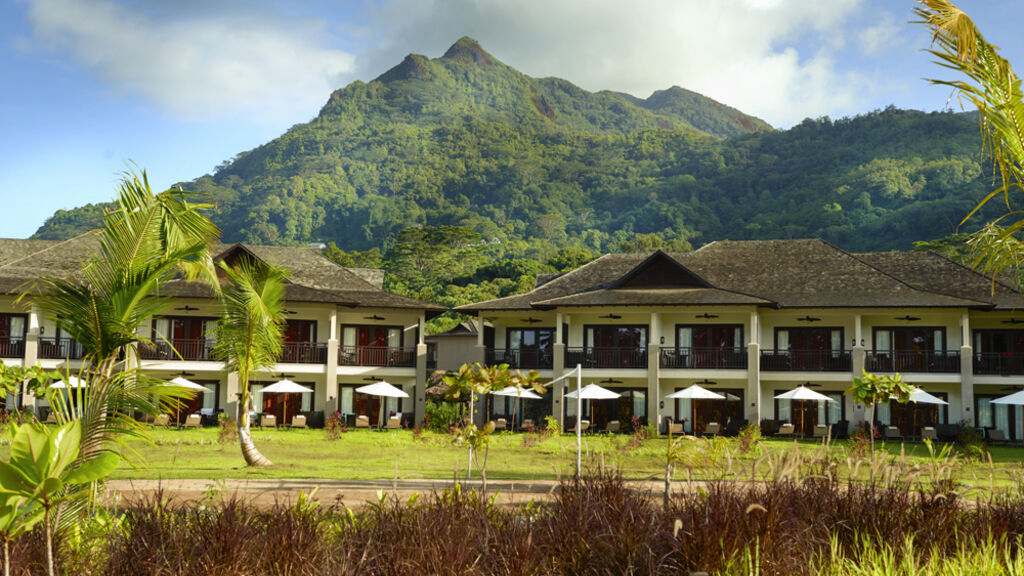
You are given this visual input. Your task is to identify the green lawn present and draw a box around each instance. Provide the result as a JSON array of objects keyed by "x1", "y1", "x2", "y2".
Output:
[{"x1": 1, "y1": 426, "x2": 1021, "y2": 488}]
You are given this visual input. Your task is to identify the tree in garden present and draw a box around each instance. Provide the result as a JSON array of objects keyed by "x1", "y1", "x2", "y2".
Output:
[
  {"x1": 442, "y1": 362, "x2": 541, "y2": 491},
  {"x1": 24, "y1": 169, "x2": 216, "y2": 461},
  {"x1": 0, "y1": 421, "x2": 119, "y2": 576},
  {"x1": 846, "y1": 371, "x2": 914, "y2": 456},
  {"x1": 916, "y1": 0, "x2": 1024, "y2": 281},
  {"x1": 213, "y1": 259, "x2": 288, "y2": 467}
]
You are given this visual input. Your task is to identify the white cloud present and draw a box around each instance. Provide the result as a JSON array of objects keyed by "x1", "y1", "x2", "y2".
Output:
[
  {"x1": 23, "y1": 0, "x2": 356, "y2": 121},
  {"x1": 859, "y1": 13, "x2": 904, "y2": 55},
  {"x1": 359, "y1": 0, "x2": 872, "y2": 127}
]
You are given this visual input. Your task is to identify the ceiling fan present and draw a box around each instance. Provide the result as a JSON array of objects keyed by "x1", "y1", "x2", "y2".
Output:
[
  {"x1": 803, "y1": 382, "x2": 822, "y2": 388},
  {"x1": 174, "y1": 305, "x2": 200, "y2": 312},
  {"x1": 696, "y1": 379, "x2": 718, "y2": 386},
  {"x1": 364, "y1": 315, "x2": 386, "y2": 321},
  {"x1": 521, "y1": 317, "x2": 542, "y2": 324},
  {"x1": 1002, "y1": 319, "x2": 1024, "y2": 324},
  {"x1": 1001, "y1": 385, "x2": 1024, "y2": 391},
  {"x1": 796, "y1": 315, "x2": 821, "y2": 322},
  {"x1": 599, "y1": 378, "x2": 622, "y2": 384},
  {"x1": 695, "y1": 313, "x2": 719, "y2": 319},
  {"x1": 178, "y1": 371, "x2": 195, "y2": 377},
  {"x1": 894, "y1": 315, "x2": 921, "y2": 321},
  {"x1": 282, "y1": 309, "x2": 298, "y2": 315},
  {"x1": 599, "y1": 314, "x2": 622, "y2": 320}
]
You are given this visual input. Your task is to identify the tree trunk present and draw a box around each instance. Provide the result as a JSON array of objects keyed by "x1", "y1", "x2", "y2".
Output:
[
  {"x1": 237, "y1": 394, "x2": 272, "y2": 467},
  {"x1": 664, "y1": 463, "x2": 673, "y2": 510},
  {"x1": 5, "y1": 538, "x2": 10, "y2": 576},
  {"x1": 481, "y1": 442, "x2": 489, "y2": 496},
  {"x1": 45, "y1": 506, "x2": 54, "y2": 576}
]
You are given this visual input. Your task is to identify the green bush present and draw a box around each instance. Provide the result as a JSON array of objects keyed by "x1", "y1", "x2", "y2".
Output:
[{"x1": 425, "y1": 401, "x2": 461, "y2": 432}]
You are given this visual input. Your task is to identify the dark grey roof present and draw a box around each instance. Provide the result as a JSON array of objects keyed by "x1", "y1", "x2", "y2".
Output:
[
  {"x1": 0, "y1": 239, "x2": 60, "y2": 266},
  {"x1": 458, "y1": 239, "x2": 1000, "y2": 312},
  {"x1": 427, "y1": 321, "x2": 479, "y2": 339},
  {"x1": 853, "y1": 251, "x2": 1024, "y2": 311},
  {"x1": 0, "y1": 237, "x2": 443, "y2": 312}
]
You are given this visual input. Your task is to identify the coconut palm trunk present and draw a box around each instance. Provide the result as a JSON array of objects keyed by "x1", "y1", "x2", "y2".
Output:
[{"x1": 214, "y1": 259, "x2": 288, "y2": 467}]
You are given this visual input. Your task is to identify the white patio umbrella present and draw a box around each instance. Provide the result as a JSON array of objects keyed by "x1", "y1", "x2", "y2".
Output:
[
  {"x1": 565, "y1": 383, "x2": 622, "y2": 399},
  {"x1": 355, "y1": 380, "x2": 409, "y2": 427},
  {"x1": 992, "y1": 390, "x2": 1024, "y2": 405},
  {"x1": 165, "y1": 376, "x2": 213, "y2": 393},
  {"x1": 774, "y1": 386, "x2": 836, "y2": 436},
  {"x1": 491, "y1": 385, "x2": 544, "y2": 430},
  {"x1": 666, "y1": 384, "x2": 726, "y2": 433},
  {"x1": 49, "y1": 376, "x2": 87, "y2": 389},
  {"x1": 262, "y1": 379, "x2": 314, "y2": 424},
  {"x1": 898, "y1": 387, "x2": 947, "y2": 436}
]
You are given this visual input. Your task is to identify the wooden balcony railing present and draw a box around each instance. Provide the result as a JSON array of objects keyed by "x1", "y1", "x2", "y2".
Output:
[
  {"x1": 139, "y1": 338, "x2": 216, "y2": 362},
  {"x1": 564, "y1": 347, "x2": 647, "y2": 369},
  {"x1": 760, "y1": 349, "x2": 851, "y2": 372},
  {"x1": 660, "y1": 347, "x2": 747, "y2": 369},
  {"x1": 339, "y1": 346, "x2": 416, "y2": 368},
  {"x1": 280, "y1": 341, "x2": 327, "y2": 364},
  {"x1": 869, "y1": 350, "x2": 960, "y2": 374},
  {"x1": 486, "y1": 348, "x2": 554, "y2": 370},
  {"x1": 974, "y1": 352, "x2": 1024, "y2": 375},
  {"x1": 38, "y1": 337, "x2": 86, "y2": 360},
  {"x1": 0, "y1": 338, "x2": 24, "y2": 359}
]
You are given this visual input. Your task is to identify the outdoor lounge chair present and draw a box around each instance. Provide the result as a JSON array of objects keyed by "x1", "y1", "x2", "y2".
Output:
[
  {"x1": 355, "y1": 415, "x2": 370, "y2": 429},
  {"x1": 183, "y1": 414, "x2": 202, "y2": 429},
  {"x1": 703, "y1": 422, "x2": 721, "y2": 437},
  {"x1": 605, "y1": 420, "x2": 621, "y2": 434},
  {"x1": 152, "y1": 414, "x2": 170, "y2": 427},
  {"x1": 260, "y1": 414, "x2": 277, "y2": 429},
  {"x1": 290, "y1": 415, "x2": 307, "y2": 429},
  {"x1": 988, "y1": 429, "x2": 1009, "y2": 444},
  {"x1": 386, "y1": 415, "x2": 402, "y2": 430},
  {"x1": 567, "y1": 420, "x2": 590, "y2": 434},
  {"x1": 813, "y1": 424, "x2": 828, "y2": 439},
  {"x1": 44, "y1": 411, "x2": 58, "y2": 425},
  {"x1": 921, "y1": 426, "x2": 937, "y2": 441},
  {"x1": 775, "y1": 423, "x2": 795, "y2": 437},
  {"x1": 521, "y1": 419, "x2": 535, "y2": 431},
  {"x1": 494, "y1": 418, "x2": 507, "y2": 431},
  {"x1": 663, "y1": 416, "x2": 683, "y2": 435},
  {"x1": 884, "y1": 426, "x2": 902, "y2": 441}
]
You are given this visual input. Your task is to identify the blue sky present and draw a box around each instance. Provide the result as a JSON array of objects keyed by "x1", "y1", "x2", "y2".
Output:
[{"x1": 0, "y1": 0, "x2": 1020, "y2": 239}]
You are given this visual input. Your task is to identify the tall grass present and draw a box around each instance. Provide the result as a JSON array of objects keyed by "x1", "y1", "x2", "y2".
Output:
[{"x1": 0, "y1": 469, "x2": 1017, "y2": 575}]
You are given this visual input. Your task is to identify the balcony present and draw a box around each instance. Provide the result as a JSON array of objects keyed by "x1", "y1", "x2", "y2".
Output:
[
  {"x1": 38, "y1": 338, "x2": 86, "y2": 360},
  {"x1": 660, "y1": 347, "x2": 747, "y2": 370},
  {"x1": 974, "y1": 352, "x2": 1024, "y2": 376},
  {"x1": 760, "y1": 349, "x2": 851, "y2": 372},
  {"x1": 565, "y1": 347, "x2": 647, "y2": 369},
  {"x1": 868, "y1": 350, "x2": 960, "y2": 374},
  {"x1": 339, "y1": 346, "x2": 416, "y2": 368},
  {"x1": 139, "y1": 339, "x2": 216, "y2": 362},
  {"x1": 280, "y1": 341, "x2": 327, "y2": 364},
  {"x1": 486, "y1": 348, "x2": 554, "y2": 370},
  {"x1": 0, "y1": 338, "x2": 24, "y2": 359}
]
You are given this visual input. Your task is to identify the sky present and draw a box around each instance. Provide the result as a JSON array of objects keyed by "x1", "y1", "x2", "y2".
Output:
[{"x1": 0, "y1": 0, "x2": 1021, "y2": 239}]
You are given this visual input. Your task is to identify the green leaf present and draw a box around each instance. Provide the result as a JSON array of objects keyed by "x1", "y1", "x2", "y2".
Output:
[
  {"x1": 0, "y1": 462, "x2": 35, "y2": 496},
  {"x1": 39, "y1": 477, "x2": 63, "y2": 500},
  {"x1": 64, "y1": 453, "x2": 120, "y2": 485}
]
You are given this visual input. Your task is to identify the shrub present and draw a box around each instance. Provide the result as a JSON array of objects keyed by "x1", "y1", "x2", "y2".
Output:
[
  {"x1": 954, "y1": 422, "x2": 985, "y2": 460},
  {"x1": 737, "y1": 423, "x2": 761, "y2": 454},
  {"x1": 544, "y1": 414, "x2": 560, "y2": 434},
  {"x1": 324, "y1": 412, "x2": 344, "y2": 441},
  {"x1": 849, "y1": 428, "x2": 871, "y2": 460},
  {"x1": 217, "y1": 413, "x2": 237, "y2": 445},
  {"x1": 425, "y1": 400, "x2": 460, "y2": 433}
]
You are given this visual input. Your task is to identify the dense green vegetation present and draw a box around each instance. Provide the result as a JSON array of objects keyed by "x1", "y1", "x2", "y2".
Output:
[{"x1": 32, "y1": 38, "x2": 1013, "y2": 323}]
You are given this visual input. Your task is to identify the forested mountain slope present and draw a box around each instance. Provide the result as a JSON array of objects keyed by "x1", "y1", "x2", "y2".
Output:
[{"x1": 35, "y1": 38, "x2": 997, "y2": 259}]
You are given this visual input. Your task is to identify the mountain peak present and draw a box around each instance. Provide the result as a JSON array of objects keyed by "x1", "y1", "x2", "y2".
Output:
[
  {"x1": 375, "y1": 53, "x2": 432, "y2": 83},
  {"x1": 442, "y1": 37, "x2": 494, "y2": 65}
]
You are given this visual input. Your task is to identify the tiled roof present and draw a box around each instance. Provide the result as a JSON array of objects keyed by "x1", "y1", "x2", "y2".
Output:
[
  {"x1": 458, "y1": 239, "x2": 1002, "y2": 312},
  {"x1": 853, "y1": 251, "x2": 1024, "y2": 311},
  {"x1": 0, "y1": 237, "x2": 443, "y2": 312}
]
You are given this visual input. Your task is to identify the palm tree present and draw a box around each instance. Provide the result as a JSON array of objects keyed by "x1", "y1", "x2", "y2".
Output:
[
  {"x1": 26, "y1": 168, "x2": 219, "y2": 460},
  {"x1": 915, "y1": 0, "x2": 1024, "y2": 282},
  {"x1": 213, "y1": 258, "x2": 288, "y2": 467}
]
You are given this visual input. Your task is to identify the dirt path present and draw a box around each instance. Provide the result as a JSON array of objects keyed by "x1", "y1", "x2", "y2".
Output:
[{"x1": 103, "y1": 478, "x2": 571, "y2": 509}]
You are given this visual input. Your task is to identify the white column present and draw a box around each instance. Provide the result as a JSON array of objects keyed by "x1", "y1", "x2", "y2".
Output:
[
  {"x1": 415, "y1": 313, "x2": 427, "y2": 425},
  {"x1": 553, "y1": 313, "x2": 568, "y2": 427},
  {"x1": 322, "y1": 307, "x2": 339, "y2": 414},
  {"x1": 960, "y1": 312, "x2": 974, "y2": 425},
  {"x1": 648, "y1": 312, "x2": 661, "y2": 433},
  {"x1": 747, "y1": 309, "x2": 761, "y2": 424}
]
